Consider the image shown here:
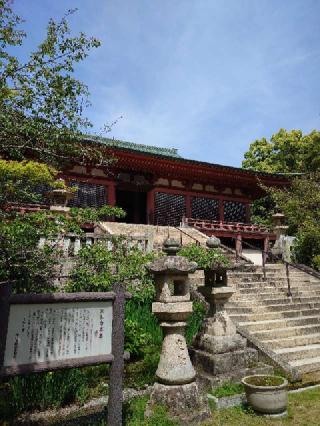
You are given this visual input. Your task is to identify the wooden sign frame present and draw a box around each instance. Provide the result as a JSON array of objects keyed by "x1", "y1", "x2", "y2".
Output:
[{"x1": 0, "y1": 282, "x2": 130, "y2": 426}]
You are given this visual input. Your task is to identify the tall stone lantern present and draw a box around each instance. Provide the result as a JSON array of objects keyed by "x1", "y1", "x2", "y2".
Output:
[
  {"x1": 271, "y1": 208, "x2": 289, "y2": 258},
  {"x1": 145, "y1": 238, "x2": 210, "y2": 423}
]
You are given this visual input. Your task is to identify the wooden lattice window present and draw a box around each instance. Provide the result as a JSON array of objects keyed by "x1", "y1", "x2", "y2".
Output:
[
  {"x1": 155, "y1": 192, "x2": 186, "y2": 226},
  {"x1": 68, "y1": 181, "x2": 107, "y2": 208},
  {"x1": 223, "y1": 200, "x2": 246, "y2": 222},
  {"x1": 191, "y1": 197, "x2": 219, "y2": 221}
]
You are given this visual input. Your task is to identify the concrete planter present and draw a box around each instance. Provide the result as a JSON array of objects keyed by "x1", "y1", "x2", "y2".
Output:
[{"x1": 242, "y1": 375, "x2": 288, "y2": 415}]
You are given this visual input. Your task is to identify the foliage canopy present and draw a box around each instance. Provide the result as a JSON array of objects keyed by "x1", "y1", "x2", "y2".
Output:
[
  {"x1": 0, "y1": 0, "x2": 111, "y2": 168},
  {"x1": 267, "y1": 173, "x2": 320, "y2": 269},
  {"x1": 242, "y1": 129, "x2": 320, "y2": 174}
]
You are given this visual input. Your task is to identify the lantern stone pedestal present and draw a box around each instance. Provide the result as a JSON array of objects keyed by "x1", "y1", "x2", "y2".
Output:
[
  {"x1": 191, "y1": 268, "x2": 273, "y2": 388},
  {"x1": 145, "y1": 239, "x2": 210, "y2": 424}
]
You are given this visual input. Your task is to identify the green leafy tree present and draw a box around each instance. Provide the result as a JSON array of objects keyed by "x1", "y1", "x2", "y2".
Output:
[
  {"x1": 0, "y1": 159, "x2": 64, "y2": 209},
  {"x1": 242, "y1": 129, "x2": 320, "y2": 173},
  {"x1": 0, "y1": 214, "x2": 59, "y2": 293},
  {"x1": 0, "y1": 1, "x2": 112, "y2": 168},
  {"x1": 267, "y1": 173, "x2": 320, "y2": 269},
  {"x1": 0, "y1": 3, "x2": 127, "y2": 292},
  {"x1": 0, "y1": 206, "x2": 125, "y2": 293}
]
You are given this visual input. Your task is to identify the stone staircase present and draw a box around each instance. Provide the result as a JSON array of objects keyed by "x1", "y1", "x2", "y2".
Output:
[
  {"x1": 226, "y1": 264, "x2": 320, "y2": 382},
  {"x1": 100, "y1": 222, "x2": 246, "y2": 265},
  {"x1": 100, "y1": 221, "x2": 208, "y2": 249}
]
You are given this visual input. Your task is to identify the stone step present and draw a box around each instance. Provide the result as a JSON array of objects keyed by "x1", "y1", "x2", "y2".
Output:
[
  {"x1": 251, "y1": 324, "x2": 320, "y2": 340},
  {"x1": 237, "y1": 282, "x2": 319, "y2": 291},
  {"x1": 262, "y1": 334, "x2": 320, "y2": 349},
  {"x1": 231, "y1": 296, "x2": 292, "y2": 304},
  {"x1": 233, "y1": 291, "x2": 320, "y2": 302},
  {"x1": 238, "y1": 287, "x2": 320, "y2": 296},
  {"x1": 228, "y1": 272, "x2": 273, "y2": 279},
  {"x1": 229, "y1": 308, "x2": 320, "y2": 322},
  {"x1": 260, "y1": 296, "x2": 320, "y2": 305},
  {"x1": 231, "y1": 271, "x2": 309, "y2": 278},
  {"x1": 268, "y1": 274, "x2": 312, "y2": 279},
  {"x1": 228, "y1": 271, "x2": 268, "y2": 276},
  {"x1": 267, "y1": 278, "x2": 313, "y2": 285},
  {"x1": 239, "y1": 278, "x2": 315, "y2": 285},
  {"x1": 238, "y1": 316, "x2": 320, "y2": 332},
  {"x1": 231, "y1": 278, "x2": 312, "y2": 286},
  {"x1": 289, "y1": 356, "x2": 320, "y2": 374},
  {"x1": 225, "y1": 306, "x2": 253, "y2": 314},
  {"x1": 197, "y1": 362, "x2": 273, "y2": 388},
  {"x1": 274, "y1": 344, "x2": 320, "y2": 362},
  {"x1": 226, "y1": 301, "x2": 320, "y2": 311}
]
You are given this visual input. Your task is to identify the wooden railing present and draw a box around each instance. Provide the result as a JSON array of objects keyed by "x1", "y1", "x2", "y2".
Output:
[{"x1": 183, "y1": 217, "x2": 270, "y2": 234}]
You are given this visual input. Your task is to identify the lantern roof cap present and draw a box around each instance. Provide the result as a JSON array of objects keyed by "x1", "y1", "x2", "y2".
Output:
[
  {"x1": 147, "y1": 256, "x2": 197, "y2": 274},
  {"x1": 147, "y1": 238, "x2": 197, "y2": 274}
]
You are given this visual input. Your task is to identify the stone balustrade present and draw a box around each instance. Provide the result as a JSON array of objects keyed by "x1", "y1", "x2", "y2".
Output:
[{"x1": 38, "y1": 233, "x2": 152, "y2": 256}]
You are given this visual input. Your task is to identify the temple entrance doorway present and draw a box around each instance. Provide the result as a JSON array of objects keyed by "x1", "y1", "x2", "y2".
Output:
[{"x1": 115, "y1": 189, "x2": 147, "y2": 224}]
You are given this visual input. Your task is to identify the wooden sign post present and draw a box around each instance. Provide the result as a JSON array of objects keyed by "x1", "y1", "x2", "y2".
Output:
[{"x1": 0, "y1": 281, "x2": 130, "y2": 426}]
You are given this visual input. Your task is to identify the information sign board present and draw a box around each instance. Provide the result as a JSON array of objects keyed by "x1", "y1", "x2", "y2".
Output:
[
  {"x1": 4, "y1": 301, "x2": 112, "y2": 368},
  {"x1": 0, "y1": 283, "x2": 130, "y2": 426}
]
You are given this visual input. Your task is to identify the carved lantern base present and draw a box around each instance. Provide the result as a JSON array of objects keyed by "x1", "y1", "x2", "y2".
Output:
[{"x1": 146, "y1": 382, "x2": 211, "y2": 424}]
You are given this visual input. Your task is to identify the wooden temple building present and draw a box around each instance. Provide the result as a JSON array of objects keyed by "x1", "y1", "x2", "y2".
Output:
[{"x1": 57, "y1": 137, "x2": 288, "y2": 250}]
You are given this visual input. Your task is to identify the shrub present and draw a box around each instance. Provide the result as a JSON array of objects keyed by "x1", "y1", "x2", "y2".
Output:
[
  {"x1": 293, "y1": 223, "x2": 320, "y2": 270},
  {"x1": 178, "y1": 243, "x2": 229, "y2": 270},
  {"x1": 125, "y1": 300, "x2": 162, "y2": 358},
  {"x1": 185, "y1": 301, "x2": 206, "y2": 345},
  {"x1": 0, "y1": 369, "x2": 88, "y2": 418},
  {"x1": 125, "y1": 318, "x2": 153, "y2": 358},
  {"x1": 66, "y1": 240, "x2": 157, "y2": 303},
  {"x1": 312, "y1": 255, "x2": 320, "y2": 271}
]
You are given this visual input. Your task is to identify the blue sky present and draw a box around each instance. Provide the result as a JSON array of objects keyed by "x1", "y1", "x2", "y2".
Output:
[{"x1": 12, "y1": 0, "x2": 320, "y2": 166}]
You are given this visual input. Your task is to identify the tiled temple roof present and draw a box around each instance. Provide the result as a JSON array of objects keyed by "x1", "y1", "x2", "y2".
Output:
[
  {"x1": 84, "y1": 135, "x2": 288, "y2": 181},
  {"x1": 84, "y1": 135, "x2": 181, "y2": 159}
]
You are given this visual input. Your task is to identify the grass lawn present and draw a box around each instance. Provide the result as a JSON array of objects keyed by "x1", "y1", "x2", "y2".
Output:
[{"x1": 204, "y1": 386, "x2": 320, "y2": 426}]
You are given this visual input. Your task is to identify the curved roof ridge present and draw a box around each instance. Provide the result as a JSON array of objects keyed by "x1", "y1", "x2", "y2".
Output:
[{"x1": 83, "y1": 135, "x2": 181, "y2": 158}]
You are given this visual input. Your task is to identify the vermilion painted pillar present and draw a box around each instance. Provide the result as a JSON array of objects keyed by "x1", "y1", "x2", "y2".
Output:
[
  {"x1": 147, "y1": 189, "x2": 155, "y2": 224},
  {"x1": 108, "y1": 182, "x2": 116, "y2": 206}
]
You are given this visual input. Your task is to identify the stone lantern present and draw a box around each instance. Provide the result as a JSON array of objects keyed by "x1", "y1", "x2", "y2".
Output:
[
  {"x1": 272, "y1": 210, "x2": 288, "y2": 240},
  {"x1": 48, "y1": 179, "x2": 75, "y2": 214},
  {"x1": 145, "y1": 238, "x2": 210, "y2": 422},
  {"x1": 271, "y1": 208, "x2": 289, "y2": 258},
  {"x1": 204, "y1": 237, "x2": 230, "y2": 288}
]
